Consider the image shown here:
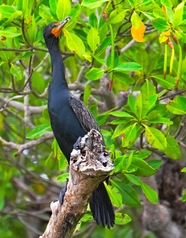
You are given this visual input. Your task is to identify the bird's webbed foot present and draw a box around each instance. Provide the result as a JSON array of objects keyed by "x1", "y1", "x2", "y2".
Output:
[
  {"x1": 59, "y1": 179, "x2": 68, "y2": 205},
  {"x1": 73, "y1": 136, "x2": 82, "y2": 150}
]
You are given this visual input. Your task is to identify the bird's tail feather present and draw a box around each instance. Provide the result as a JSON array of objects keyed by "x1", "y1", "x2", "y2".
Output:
[{"x1": 90, "y1": 182, "x2": 115, "y2": 228}]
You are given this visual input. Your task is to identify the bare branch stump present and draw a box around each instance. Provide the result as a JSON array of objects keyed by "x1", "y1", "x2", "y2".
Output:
[{"x1": 40, "y1": 129, "x2": 114, "y2": 238}]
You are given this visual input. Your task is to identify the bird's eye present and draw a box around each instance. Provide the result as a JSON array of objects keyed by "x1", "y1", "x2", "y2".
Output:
[{"x1": 51, "y1": 24, "x2": 56, "y2": 29}]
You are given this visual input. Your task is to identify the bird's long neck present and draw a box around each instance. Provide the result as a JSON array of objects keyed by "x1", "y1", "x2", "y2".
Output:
[{"x1": 49, "y1": 42, "x2": 68, "y2": 91}]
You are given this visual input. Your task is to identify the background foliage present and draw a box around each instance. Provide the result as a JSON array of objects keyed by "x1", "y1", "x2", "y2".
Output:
[{"x1": 0, "y1": 0, "x2": 186, "y2": 237}]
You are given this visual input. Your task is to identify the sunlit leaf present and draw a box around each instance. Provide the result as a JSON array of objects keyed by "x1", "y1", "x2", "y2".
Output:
[
  {"x1": 115, "y1": 213, "x2": 131, "y2": 225},
  {"x1": 85, "y1": 68, "x2": 104, "y2": 80},
  {"x1": 182, "y1": 189, "x2": 186, "y2": 202},
  {"x1": 131, "y1": 11, "x2": 141, "y2": 29},
  {"x1": 141, "y1": 183, "x2": 158, "y2": 204},
  {"x1": 181, "y1": 167, "x2": 186, "y2": 173},
  {"x1": 83, "y1": 85, "x2": 91, "y2": 106},
  {"x1": 131, "y1": 21, "x2": 146, "y2": 42},
  {"x1": 165, "y1": 135, "x2": 181, "y2": 160},
  {"x1": 148, "y1": 160, "x2": 163, "y2": 170},
  {"x1": 172, "y1": 2, "x2": 184, "y2": 28},
  {"x1": 57, "y1": 0, "x2": 71, "y2": 20},
  {"x1": 132, "y1": 158, "x2": 156, "y2": 176},
  {"x1": 145, "y1": 126, "x2": 167, "y2": 151},
  {"x1": 122, "y1": 123, "x2": 137, "y2": 148},
  {"x1": 125, "y1": 174, "x2": 142, "y2": 186},
  {"x1": 64, "y1": 30, "x2": 85, "y2": 57},
  {"x1": 0, "y1": 27, "x2": 21, "y2": 38},
  {"x1": 107, "y1": 8, "x2": 127, "y2": 24},
  {"x1": 151, "y1": 18, "x2": 169, "y2": 31},
  {"x1": 105, "y1": 184, "x2": 122, "y2": 208},
  {"x1": 111, "y1": 180, "x2": 141, "y2": 206},
  {"x1": 81, "y1": 0, "x2": 109, "y2": 9},
  {"x1": 113, "y1": 62, "x2": 142, "y2": 72},
  {"x1": 49, "y1": 0, "x2": 58, "y2": 15},
  {"x1": 57, "y1": 172, "x2": 69, "y2": 182},
  {"x1": 27, "y1": 124, "x2": 51, "y2": 139},
  {"x1": 152, "y1": 75, "x2": 176, "y2": 89},
  {"x1": 87, "y1": 27, "x2": 100, "y2": 53},
  {"x1": 167, "y1": 96, "x2": 186, "y2": 115},
  {"x1": 109, "y1": 111, "x2": 134, "y2": 118}
]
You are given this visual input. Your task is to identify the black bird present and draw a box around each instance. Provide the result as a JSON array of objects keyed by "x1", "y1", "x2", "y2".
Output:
[{"x1": 43, "y1": 17, "x2": 115, "y2": 228}]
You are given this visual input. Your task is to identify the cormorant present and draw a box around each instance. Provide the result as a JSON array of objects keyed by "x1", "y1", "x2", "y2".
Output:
[{"x1": 43, "y1": 17, "x2": 115, "y2": 228}]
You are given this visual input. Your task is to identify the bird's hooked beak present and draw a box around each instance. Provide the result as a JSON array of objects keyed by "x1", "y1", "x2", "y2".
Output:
[{"x1": 51, "y1": 16, "x2": 71, "y2": 38}]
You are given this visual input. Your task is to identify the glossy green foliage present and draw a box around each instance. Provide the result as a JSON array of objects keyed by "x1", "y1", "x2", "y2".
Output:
[{"x1": 0, "y1": 0, "x2": 186, "y2": 237}]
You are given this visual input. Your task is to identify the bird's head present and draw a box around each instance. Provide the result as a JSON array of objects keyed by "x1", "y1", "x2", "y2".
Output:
[{"x1": 43, "y1": 16, "x2": 71, "y2": 47}]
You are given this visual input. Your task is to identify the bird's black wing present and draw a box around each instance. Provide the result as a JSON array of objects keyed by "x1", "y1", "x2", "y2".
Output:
[{"x1": 69, "y1": 94, "x2": 100, "y2": 133}]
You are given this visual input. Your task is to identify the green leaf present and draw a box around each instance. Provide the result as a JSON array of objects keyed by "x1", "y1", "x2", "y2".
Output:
[
  {"x1": 0, "y1": 27, "x2": 21, "y2": 38},
  {"x1": 107, "y1": 8, "x2": 127, "y2": 24},
  {"x1": 136, "y1": 49, "x2": 148, "y2": 74},
  {"x1": 0, "y1": 5, "x2": 16, "y2": 18},
  {"x1": 105, "y1": 184, "x2": 122, "y2": 207},
  {"x1": 135, "y1": 93, "x2": 150, "y2": 119},
  {"x1": 10, "y1": 64, "x2": 23, "y2": 80},
  {"x1": 145, "y1": 126, "x2": 167, "y2": 151},
  {"x1": 132, "y1": 158, "x2": 156, "y2": 176},
  {"x1": 131, "y1": 11, "x2": 141, "y2": 28},
  {"x1": 89, "y1": 13, "x2": 98, "y2": 28},
  {"x1": 123, "y1": 152, "x2": 133, "y2": 170},
  {"x1": 83, "y1": 85, "x2": 91, "y2": 106},
  {"x1": 122, "y1": 123, "x2": 137, "y2": 148},
  {"x1": 85, "y1": 68, "x2": 104, "y2": 80},
  {"x1": 81, "y1": 0, "x2": 109, "y2": 9},
  {"x1": 109, "y1": 111, "x2": 134, "y2": 118},
  {"x1": 112, "y1": 121, "x2": 131, "y2": 138},
  {"x1": 164, "y1": 134, "x2": 181, "y2": 160},
  {"x1": 65, "y1": 30, "x2": 85, "y2": 57},
  {"x1": 27, "y1": 124, "x2": 51, "y2": 139},
  {"x1": 111, "y1": 180, "x2": 141, "y2": 206},
  {"x1": 113, "y1": 62, "x2": 142, "y2": 72},
  {"x1": 0, "y1": 197, "x2": 5, "y2": 210},
  {"x1": 181, "y1": 189, "x2": 186, "y2": 202},
  {"x1": 152, "y1": 75, "x2": 176, "y2": 89},
  {"x1": 113, "y1": 72, "x2": 134, "y2": 85},
  {"x1": 39, "y1": 4, "x2": 56, "y2": 22},
  {"x1": 151, "y1": 18, "x2": 169, "y2": 31},
  {"x1": 49, "y1": 0, "x2": 58, "y2": 15},
  {"x1": 128, "y1": 94, "x2": 136, "y2": 114},
  {"x1": 125, "y1": 174, "x2": 142, "y2": 186},
  {"x1": 181, "y1": 167, "x2": 186, "y2": 173},
  {"x1": 58, "y1": 155, "x2": 68, "y2": 171},
  {"x1": 172, "y1": 2, "x2": 184, "y2": 28},
  {"x1": 167, "y1": 96, "x2": 186, "y2": 115},
  {"x1": 141, "y1": 183, "x2": 158, "y2": 204},
  {"x1": 148, "y1": 160, "x2": 163, "y2": 170},
  {"x1": 69, "y1": 4, "x2": 82, "y2": 18},
  {"x1": 57, "y1": 172, "x2": 69, "y2": 182},
  {"x1": 141, "y1": 80, "x2": 156, "y2": 98},
  {"x1": 87, "y1": 27, "x2": 100, "y2": 53},
  {"x1": 56, "y1": 0, "x2": 71, "y2": 20},
  {"x1": 147, "y1": 111, "x2": 173, "y2": 125},
  {"x1": 115, "y1": 213, "x2": 131, "y2": 225}
]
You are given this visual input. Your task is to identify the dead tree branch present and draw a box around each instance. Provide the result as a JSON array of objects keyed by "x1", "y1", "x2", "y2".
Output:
[{"x1": 40, "y1": 129, "x2": 114, "y2": 238}]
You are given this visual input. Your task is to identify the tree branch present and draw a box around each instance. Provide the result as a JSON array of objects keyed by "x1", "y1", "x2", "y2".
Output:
[
  {"x1": 40, "y1": 129, "x2": 114, "y2": 238},
  {"x1": 0, "y1": 132, "x2": 53, "y2": 155}
]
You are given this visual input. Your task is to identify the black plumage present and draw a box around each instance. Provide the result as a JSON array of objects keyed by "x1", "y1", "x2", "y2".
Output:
[{"x1": 43, "y1": 17, "x2": 115, "y2": 228}]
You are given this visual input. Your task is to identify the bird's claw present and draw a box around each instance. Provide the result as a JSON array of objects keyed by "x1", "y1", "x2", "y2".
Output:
[
  {"x1": 73, "y1": 136, "x2": 82, "y2": 150},
  {"x1": 59, "y1": 179, "x2": 68, "y2": 205}
]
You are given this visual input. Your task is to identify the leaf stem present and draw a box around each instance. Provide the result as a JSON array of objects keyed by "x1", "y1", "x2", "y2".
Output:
[
  {"x1": 177, "y1": 43, "x2": 182, "y2": 86},
  {"x1": 164, "y1": 44, "x2": 168, "y2": 79}
]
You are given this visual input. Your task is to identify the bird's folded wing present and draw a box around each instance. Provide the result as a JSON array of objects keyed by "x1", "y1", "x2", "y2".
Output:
[{"x1": 69, "y1": 95, "x2": 100, "y2": 133}]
